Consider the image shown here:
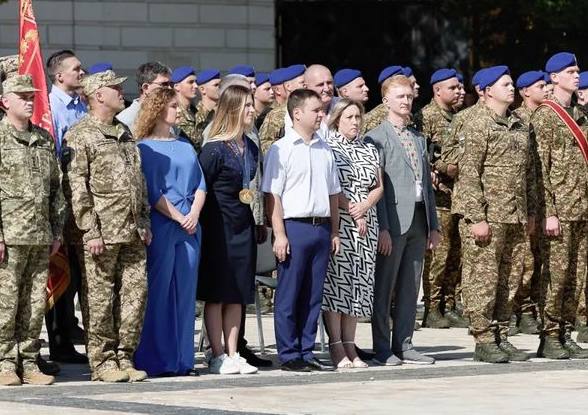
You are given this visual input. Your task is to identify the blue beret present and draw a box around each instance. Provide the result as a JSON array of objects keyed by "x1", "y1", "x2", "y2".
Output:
[
  {"x1": 269, "y1": 68, "x2": 284, "y2": 85},
  {"x1": 171, "y1": 66, "x2": 196, "y2": 84},
  {"x1": 88, "y1": 62, "x2": 113, "y2": 75},
  {"x1": 228, "y1": 64, "x2": 255, "y2": 78},
  {"x1": 456, "y1": 72, "x2": 464, "y2": 83},
  {"x1": 478, "y1": 65, "x2": 510, "y2": 90},
  {"x1": 255, "y1": 72, "x2": 270, "y2": 86},
  {"x1": 430, "y1": 68, "x2": 457, "y2": 85},
  {"x1": 282, "y1": 64, "x2": 306, "y2": 83},
  {"x1": 378, "y1": 65, "x2": 403, "y2": 84},
  {"x1": 472, "y1": 68, "x2": 487, "y2": 87},
  {"x1": 402, "y1": 66, "x2": 413, "y2": 77},
  {"x1": 545, "y1": 52, "x2": 577, "y2": 73},
  {"x1": 515, "y1": 71, "x2": 545, "y2": 89},
  {"x1": 334, "y1": 68, "x2": 362, "y2": 88},
  {"x1": 197, "y1": 69, "x2": 220, "y2": 85},
  {"x1": 579, "y1": 71, "x2": 588, "y2": 90}
]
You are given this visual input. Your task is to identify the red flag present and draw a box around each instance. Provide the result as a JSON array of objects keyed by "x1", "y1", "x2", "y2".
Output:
[
  {"x1": 18, "y1": 0, "x2": 70, "y2": 309},
  {"x1": 18, "y1": 0, "x2": 53, "y2": 135}
]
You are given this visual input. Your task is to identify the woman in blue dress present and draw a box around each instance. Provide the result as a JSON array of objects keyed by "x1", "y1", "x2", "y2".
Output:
[
  {"x1": 198, "y1": 85, "x2": 259, "y2": 375},
  {"x1": 133, "y1": 87, "x2": 206, "y2": 376}
]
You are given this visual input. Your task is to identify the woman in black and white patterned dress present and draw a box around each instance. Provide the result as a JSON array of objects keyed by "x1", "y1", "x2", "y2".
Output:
[{"x1": 323, "y1": 99, "x2": 383, "y2": 368}]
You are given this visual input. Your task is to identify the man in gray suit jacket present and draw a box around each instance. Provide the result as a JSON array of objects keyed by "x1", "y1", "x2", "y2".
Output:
[{"x1": 365, "y1": 75, "x2": 440, "y2": 365}]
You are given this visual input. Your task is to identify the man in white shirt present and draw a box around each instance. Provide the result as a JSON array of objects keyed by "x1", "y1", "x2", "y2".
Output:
[{"x1": 263, "y1": 89, "x2": 341, "y2": 372}]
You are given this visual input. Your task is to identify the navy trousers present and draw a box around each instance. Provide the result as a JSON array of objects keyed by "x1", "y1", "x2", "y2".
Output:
[{"x1": 274, "y1": 220, "x2": 331, "y2": 363}]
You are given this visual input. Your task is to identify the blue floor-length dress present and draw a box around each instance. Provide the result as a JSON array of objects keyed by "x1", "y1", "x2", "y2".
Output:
[{"x1": 134, "y1": 137, "x2": 206, "y2": 376}]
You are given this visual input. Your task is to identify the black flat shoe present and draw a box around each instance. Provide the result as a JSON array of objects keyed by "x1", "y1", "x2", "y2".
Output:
[
  {"x1": 37, "y1": 356, "x2": 61, "y2": 376},
  {"x1": 49, "y1": 348, "x2": 88, "y2": 364},
  {"x1": 355, "y1": 346, "x2": 375, "y2": 361},
  {"x1": 281, "y1": 359, "x2": 311, "y2": 372},
  {"x1": 304, "y1": 357, "x2": 335, "y2": 371},
  {"x1": 239, "y1": 347, "x2": 272, "y2": 367}
]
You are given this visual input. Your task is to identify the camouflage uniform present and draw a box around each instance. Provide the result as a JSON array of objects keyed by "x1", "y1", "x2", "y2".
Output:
[
  {"x1": 440, "y1": 101, "x2": 485, "y2": 305},
  {"x1": 194, "y1": 100, "x2": 215, "y2": 150},
  {"x1": 511, "y1": 104, "x2": 543, "y2": 320},
  {"x1": 415, "y1": 99, "x2": 461, "y2": 315},
  {"x1": 176, "y1": 103, "x2": 201, "y2": 153},
  {"x1": 66, "y1": 111, "x2": 150, "y2": 378},
  {"x1": 531, "y1": 98, "x2": 588, "y2": 338},
  {"x1": 362, "y1": 103, "x2": 388, "y2": 135},
  {"x1": 0, "y1": 55, "x2": 18, "y2": 81},
  {"x1": 0, "y1": 103, "x2": 65, "y2": 372},
  {"x1": 452, "y1": 104, "x2": 535, "y2": 343},
  {"x1": 259, "y1": 103, "x2": 287, "y2": 155}
]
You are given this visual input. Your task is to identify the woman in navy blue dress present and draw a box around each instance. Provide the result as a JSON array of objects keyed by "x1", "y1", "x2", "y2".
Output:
[
  {"x1": 133, "y1": 88, "x2": 206, "y2": 376},
  {"x1": 198, "y1": 85, "x2": 259, "y2": 375}
]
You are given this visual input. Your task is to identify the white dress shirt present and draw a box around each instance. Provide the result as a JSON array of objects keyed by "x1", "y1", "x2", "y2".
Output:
[{"x1": 262, "y1": 128, "x2": 341, "y2": 219}]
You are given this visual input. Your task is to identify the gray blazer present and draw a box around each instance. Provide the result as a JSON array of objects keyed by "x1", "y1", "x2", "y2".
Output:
[{"x1": 365, "y1": 120, "x2": 439, "y2": 237}]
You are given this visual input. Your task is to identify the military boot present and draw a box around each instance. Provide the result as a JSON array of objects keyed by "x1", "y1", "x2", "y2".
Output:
[
  {"x1": 508, "y1": 315, "x2": 520, "y2": 336},
  {"x1": 119, "y1": 359, "x2": 148, "y2": 382},
  {"x1": 562, "y1": 332, "x2": 588, "y2": 359},
  {"x1": 576, "y1": 327, "x2": 588, "y2": 343},
  {"x1": 92, "y1": 361, "x2": 130, "y2": 383},
  {"x1": 518, "y1": 313, "x2": 540, "y2": 335},
  {"x1": 445, "y1": 310, "x2": 469, "y2": 328},
  {"x1": 0, "y1": 370, "x2": 20, "y2": 386},
  {"x1": 473, "y1": 342, "x2": 509, "y2": 363},
  {"x1": 423, "y1": 309, "x2": 450, "y2": 329},
  {"x1": 498, "y1": 339, "x2": 529, "y2": 361},
  {"x1": 537, "y1": 336, "x2": 569, "y2": 359},
  {"x1": 21, "y1": 362, "x2": 55, "y2": 385}
]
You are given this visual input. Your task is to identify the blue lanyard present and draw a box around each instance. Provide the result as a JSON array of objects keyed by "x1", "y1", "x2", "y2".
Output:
[{"x1": 228, "y1": 138, "x2": 250, "y2": 189}]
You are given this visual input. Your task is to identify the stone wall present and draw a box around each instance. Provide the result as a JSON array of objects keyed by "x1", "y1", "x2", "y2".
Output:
[{"x1": 0, "y1": 0, "x2": 275, "y2": 95}]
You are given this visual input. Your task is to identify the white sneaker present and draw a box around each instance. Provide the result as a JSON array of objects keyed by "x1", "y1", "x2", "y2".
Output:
[
  {"x1": 209, "y1": 354, "x2": 240, "y2": 375},
  {"x1": 234, "y1": 352, "x2": 258, "y2": 374}
]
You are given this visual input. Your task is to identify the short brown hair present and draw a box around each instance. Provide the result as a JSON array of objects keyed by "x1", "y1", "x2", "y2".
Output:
[
  {"x1": 46, "y1": 49, "x2": 76, "y2": 83},
  {"x1": 327, "y1": 98, "x2": 365, "y2": 131},
  {"x1": 381, "y1": 74, "x2": 412, "y2": 97},
  {"x1": 287, "y1": 88, "x2": 321, "y2": 119}
]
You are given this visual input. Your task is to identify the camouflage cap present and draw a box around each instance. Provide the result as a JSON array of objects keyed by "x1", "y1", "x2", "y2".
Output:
[
  {"x1": 2, "y1": 74, "x2": 39, "y2": 95},
  {"x1": 0, "y1": 55, "x2": 19, "y2": 80},
  {"x1": 81, "y1": 70, "x2": 127, "y2": 96}
]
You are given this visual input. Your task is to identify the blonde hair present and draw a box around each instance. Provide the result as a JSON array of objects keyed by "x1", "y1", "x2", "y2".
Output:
[
  {"x1": 327, "y1": 98, "x2": 364, "y2": 132},
  {"x1": 133, "y1": 87, "x2": 177, "y2": 139},
  {"x1": 208, "y1": 84, "x2": 252, "y2": 141},
  {"x1": 381, "y1": 74, "x2": 412, "y2": 98}
]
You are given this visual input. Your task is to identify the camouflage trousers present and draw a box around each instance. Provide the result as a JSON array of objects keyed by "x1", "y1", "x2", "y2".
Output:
[
  {"x1": 576, "y1": 264, "x2": 588, "y2": 325},
  {"x1": 542, "y1": 220, "x2": 588, "y2": 336},
  {"x1": 0, "y1": 245, "x2": 49, "y2": 369},
  {"x1": 422, "y1": 208, "x2": 461, "y2": 312},
  {"x1": 511, "y1": 232, "x2": 543, "y2": 317},
  {"x1": 460, "y1": 222, "x2": 526, "y2": 343},
  {"x1": 84, "y1": 237, "x2": 147, "y2": 375}
]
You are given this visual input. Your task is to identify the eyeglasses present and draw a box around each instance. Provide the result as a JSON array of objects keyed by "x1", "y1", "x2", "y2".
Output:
[{"x1": 151, "y1": 81, "x2": 173, "y2": 88}]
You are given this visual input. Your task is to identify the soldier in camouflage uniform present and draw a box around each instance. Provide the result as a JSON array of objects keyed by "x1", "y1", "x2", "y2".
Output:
[
  {"x1": 509, "y1": 71, "x2": 548, "y2": 336},
  {"x1": 453, "y1": 66, "x2": 535, "y2": 363},
  {"x1": 259, "y1": 64, "x2": 306, "y2": 154},
  {"x1": 0, "y1": 75, "x2": 65, "y2": 385},
  {"x1": 415, "y1": 68, "x2": 467, "y2": 329},
  {"x1": 254, "y1": 72, "x2": 274, "y2": 130},
  {"x1": 531, "y1": 52, "x2": 588, "y2": 359},
  {"x1": 194, "y1": 69, "x2": 221, "y2": 148},
  {"x1": 66, "y1": 70, "x2": 152, "y2": 382},
  {"x1": 172, "y1": 66, "x2": 201, "y2": 152}
]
